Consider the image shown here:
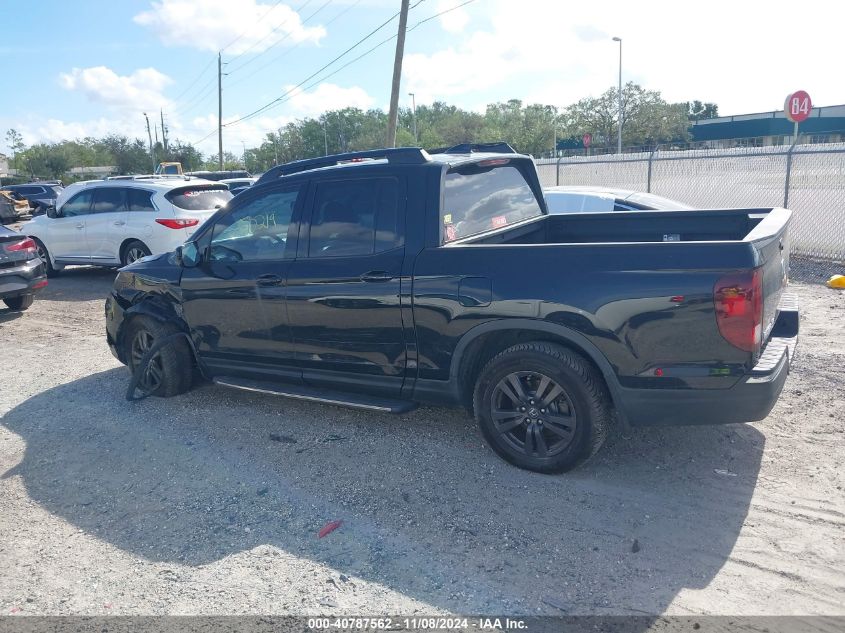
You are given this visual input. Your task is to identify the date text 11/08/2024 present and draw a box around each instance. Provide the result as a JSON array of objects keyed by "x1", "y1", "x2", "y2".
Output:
[{"x1": 306, "y1": 617, "x2": 528, "y2": 630}]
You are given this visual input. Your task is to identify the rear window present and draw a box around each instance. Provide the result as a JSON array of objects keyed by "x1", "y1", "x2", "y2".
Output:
[
  {"x1": 165, "y1": 186, "x2": 232, "y2": 211},
  {"x1": 442, "y1": 163, "x2": 543, "y2": 243}
]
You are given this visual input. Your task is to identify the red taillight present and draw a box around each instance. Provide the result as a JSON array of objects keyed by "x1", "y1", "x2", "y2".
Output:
[
  {"x1": 32, "y1": 280, "x2": 48, "y2": 289},
  {"x1": 714, "y1": 268, "x2": 763, "y2": 353},
  {"x1": 155, "y1": 218, "x2": 199, "y2": 229},
  {"x1": 6, "y1": 237, "x2": 37, "y2": 253}
]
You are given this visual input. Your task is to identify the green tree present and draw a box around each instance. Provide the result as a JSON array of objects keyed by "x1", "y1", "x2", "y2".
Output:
[
  {"x1": 687, "y1": 100, "x2": 719, "y2": 121},
  {"x1": 5, "y1": 129, "x2": 25, "y2": 171},
  {"x1": 561, "y1": 83, "x2": 691, "y2": 151}
]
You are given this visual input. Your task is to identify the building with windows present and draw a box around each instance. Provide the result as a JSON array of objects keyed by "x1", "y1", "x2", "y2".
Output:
[{"x1": 690, "y1": 104, "x2": 845, "y2": 147}]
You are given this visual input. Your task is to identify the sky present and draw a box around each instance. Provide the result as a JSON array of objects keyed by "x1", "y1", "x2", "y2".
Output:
[{"x1": 1, "y1": 0, "x2": 844, "y2": 157}]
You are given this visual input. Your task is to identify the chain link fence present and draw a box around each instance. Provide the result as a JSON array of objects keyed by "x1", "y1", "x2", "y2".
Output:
[{"x1": 536, "y1": 143, "x2": 845, "y2": 269}]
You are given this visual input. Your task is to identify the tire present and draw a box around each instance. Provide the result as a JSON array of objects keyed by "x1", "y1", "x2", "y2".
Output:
[
  {"x1": 124, "y1": 315, "x2": 194, "y2": 398},
  {"x1": 122, "y1": 240, "x2": 151, "y2": 266},
  {"x1": 33, "y1": 239, "x2": 59, "y2": 277},
  {"x1": 473, "y1": 342, "x2": 612, "y2": 473},
  {"x1": 3, "y1": 294, "x2": 34, "y2": 311}
]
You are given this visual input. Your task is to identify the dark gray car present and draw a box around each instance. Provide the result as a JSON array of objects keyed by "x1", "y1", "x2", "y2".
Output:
[{"x1": 1, "y1": 182, "x2": 63, "y2": 215}]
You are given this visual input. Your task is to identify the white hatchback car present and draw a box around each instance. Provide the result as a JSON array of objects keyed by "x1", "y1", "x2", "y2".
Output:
[{"x1": 24, "y1": 177, "x2": 232, "y2": 275}]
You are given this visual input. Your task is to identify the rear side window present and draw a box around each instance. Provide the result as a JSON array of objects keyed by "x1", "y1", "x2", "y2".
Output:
[
  {"x1": 128, "y1": 189, "x2": 156, "y2": 212},
  {"x1": 166, "y1": 186, "x2": 232, "y2": 211},
  {"x1": 91, "y1": 187, "x2": 126, "y2": 214},
  {"x1": 307, "y1": 177, "x2": 402, "y2": 258},
  {"x1": 442, "y1": 163, "x2": 543, "y2": 242}
]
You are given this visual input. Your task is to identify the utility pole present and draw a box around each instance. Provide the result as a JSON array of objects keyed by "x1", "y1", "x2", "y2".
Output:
[
  {"x1": 143, "y1": 112, "x2": 155, "y2": 172},
  {"x1": 160, "y1": 109, "x2": 168, "y2": 155},
  {"x1": 408, "y1": 92, "x2": 417, "y2": 143},
  {"x1": 386, "y1": 0, "x2": 410, "y2": 148},
  {"x1": 218, "y1": 51, "x2": 224, "y2": 170},
  {"x1": 612, "y1": 36, "x2": 623, "y2": 154}
]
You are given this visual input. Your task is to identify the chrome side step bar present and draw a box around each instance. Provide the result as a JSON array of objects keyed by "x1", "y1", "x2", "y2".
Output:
[{"x1": 213, "y1": 377, "x2": 417, "y2": 414}]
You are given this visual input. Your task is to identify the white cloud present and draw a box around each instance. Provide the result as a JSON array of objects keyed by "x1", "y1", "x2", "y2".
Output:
[
  {"x1": 407, "y1": 0, "x2": 845, "y2": 115},
  {"x1": 134, "y1": 0, "x2": 325, "y2": 54},
  {"x1": 59, "y1": 66, "x2": 172, "y2": 111},
  {"x1": 436, "y1": 0, "x2": 470, "y2": 33},
  {"x1": 7, "y1": 81, "x2": 375, "y2": 158},
  {"x1": 284, "y1": 83, "x2": 376, "y2": 117}
]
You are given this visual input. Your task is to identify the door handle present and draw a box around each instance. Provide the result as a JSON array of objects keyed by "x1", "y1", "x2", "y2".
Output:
[
  {"x1": 256, "y1": 273, "x2": 283, "y2": 287},
  {"x1": 113, "y1": 220, "x2": 126, "y2": 226},
  {"x1": 360, "y1": 270, "x2": 393, "y2": 283},
  {"x1": 75, "y1": 224, "x2": 84, "y2": 230}
]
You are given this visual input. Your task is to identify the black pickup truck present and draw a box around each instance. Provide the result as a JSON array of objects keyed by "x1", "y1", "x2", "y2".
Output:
[{"x1": 105, "y1": 144, "x2": 798, "y2": 472}]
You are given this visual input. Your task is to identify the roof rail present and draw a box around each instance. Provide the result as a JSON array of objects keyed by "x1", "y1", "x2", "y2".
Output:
[
  {"x1": 429, "y1": 142, "x2": 517, "y2": 155},
  {"x1": 257, "y1": 147, "x2": 430, "y2": 184},
  {"x1": 106, "y1": 174, "x2": 195, "y2": 181}
]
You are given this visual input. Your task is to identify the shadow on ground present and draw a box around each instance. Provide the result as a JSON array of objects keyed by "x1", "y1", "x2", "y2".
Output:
[
  {"x1": 38, "y1": 266, "x2": 117, "y2": 302},
  {"x1": 2, "y1": 368, "x2": 764, "y2": 615}
]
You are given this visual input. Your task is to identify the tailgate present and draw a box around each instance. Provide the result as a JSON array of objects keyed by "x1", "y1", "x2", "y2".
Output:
[{"x1": 747, "y1": 208, "x2": 792, "y2": 343}]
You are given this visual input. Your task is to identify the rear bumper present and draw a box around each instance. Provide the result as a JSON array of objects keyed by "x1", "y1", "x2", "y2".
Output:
[
  {"x1": 620, "y1": 297, "x2": 798, "y2": 427},
  {"x1": 0, "y1": 257, "x2": 46, "y2": 299}
]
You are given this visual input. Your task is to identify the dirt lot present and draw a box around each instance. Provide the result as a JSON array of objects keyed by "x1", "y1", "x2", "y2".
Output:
[{"x1": 0, "y1": 264, "x2": 843, "y2": 616}]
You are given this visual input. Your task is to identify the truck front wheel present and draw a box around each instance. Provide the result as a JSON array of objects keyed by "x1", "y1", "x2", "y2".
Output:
[{"x1": 473, "y1": 342, "x2": 611, "y2": 473}]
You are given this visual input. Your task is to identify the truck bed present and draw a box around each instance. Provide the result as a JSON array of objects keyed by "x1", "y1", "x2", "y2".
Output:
[{"x1": 461, "y1": 207, "x2": 789, "y2": 246}]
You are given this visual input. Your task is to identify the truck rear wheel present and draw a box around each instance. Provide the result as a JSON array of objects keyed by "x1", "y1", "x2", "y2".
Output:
[{"x1": 473, "y1": 342, "x2": 611, "y2": 473}]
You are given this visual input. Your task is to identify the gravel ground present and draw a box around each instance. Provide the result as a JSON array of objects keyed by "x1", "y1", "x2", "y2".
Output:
[{"x1": 0, "y1": 265, "x2": 843, "y2": 617}]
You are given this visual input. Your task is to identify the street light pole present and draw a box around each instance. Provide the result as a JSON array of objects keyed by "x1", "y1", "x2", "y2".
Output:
[
  {"x1": 241, "y1": 140, "x2": 247, "y2": 171},
  {"x1": 408, "y1": 92, "x2": 417, "y2": 143},
  {"x1": 612, "y1": 36, "x2": 622, "y2": 154}
]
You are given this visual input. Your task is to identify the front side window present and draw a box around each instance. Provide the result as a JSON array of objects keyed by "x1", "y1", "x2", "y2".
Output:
[
  {"x1": 91, "y1": 187, "x2": 126, "y2": 214},
  {"x1": 60, "y1": 191, "x2": 94, "y2": 217},
  {"x1": 209, "y1": 187, "x2": 301, "y2": 262},
  {"x1": 307, "y1": 177, "x2": 401, "y2": 258},
  {"x1": 128, "y1": 189, "x2": 156, "y2": 212},
  {"x1": 442, "y1": 163, "x2": 543, "y2": 243},
  {"x1": 166, "y1": 185, "x2": 232, "y2": 211}
]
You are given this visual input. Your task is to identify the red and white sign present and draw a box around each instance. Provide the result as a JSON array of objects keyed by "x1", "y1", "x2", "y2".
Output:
[
  {"x1": 784, "y1": 91, "x2": 812, "y2": 123},
  {"x1": 582, "y1": 133, "x2": 592, "y2": 148}
]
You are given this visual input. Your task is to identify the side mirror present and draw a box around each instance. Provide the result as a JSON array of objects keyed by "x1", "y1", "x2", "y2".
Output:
[
  {"x1": 177, "y1": 242, "x2": 200, "y2": 268},
  {"x1": 46, "y1": 205, "x2": 58, "y2": 218}
]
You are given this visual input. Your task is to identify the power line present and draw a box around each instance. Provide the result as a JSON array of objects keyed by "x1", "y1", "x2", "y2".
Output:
[
  {"x1": 224, "y1": 0, "x2": 316, "y2": 72},
  {"x1": 170, "y1": 57, "x2": 216, "y2": 105},
  {"x1": 190, "y1": 0, "x2": 475, "y2": 146},
  {"x1": 172, "y1": 75, "x2": 218, "y2": 115},
  {"x1": 226, "y1": 0, "x2": 475, "y2": 120},
  {"x1": 226, "y1": 2, "x2": 424, "y2": 127},
  {"x1": 220, "y1": 0, "x2": 286, "y2": 53},
  {"x1": 226, "y1": 0, "x2": 363, "y2": 90}
]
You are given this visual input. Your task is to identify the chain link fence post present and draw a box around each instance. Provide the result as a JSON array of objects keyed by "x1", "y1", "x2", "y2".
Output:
[
  {"x1": 556, "y1": 156, "x2": 562, "y2": 186},
  {"x1": 646, "y1": 144, "x2": 659, "y2": 193},
  {"x1": 783, "y1": 136, "x2": 798, "y2": 208}
]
